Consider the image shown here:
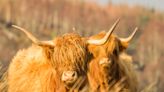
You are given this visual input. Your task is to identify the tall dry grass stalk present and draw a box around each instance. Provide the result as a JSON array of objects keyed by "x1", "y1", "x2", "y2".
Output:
[{"x1": 0, "y1": 64, "x2": 8, "y2": 92}]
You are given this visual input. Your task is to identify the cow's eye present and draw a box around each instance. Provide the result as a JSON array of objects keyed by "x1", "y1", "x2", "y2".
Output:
[{"x1": 113, "y1": 49, "x2": 119, "y2": 57}]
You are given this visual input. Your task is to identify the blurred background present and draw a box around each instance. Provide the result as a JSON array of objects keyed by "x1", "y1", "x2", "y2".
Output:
[{"x1": 0, "y1": 0, "x2": 163, "y2": 91}]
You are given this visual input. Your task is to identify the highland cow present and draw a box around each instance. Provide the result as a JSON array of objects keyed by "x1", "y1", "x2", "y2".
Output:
[
  {"x1": 87, "y1": 19, "x2": 138, "y2": 92},
  {"x1": 8, "y1": 25, "x2": 90, "y2": 92}
]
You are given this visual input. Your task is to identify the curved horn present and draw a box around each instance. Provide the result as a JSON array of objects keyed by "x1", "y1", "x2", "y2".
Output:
[
  {"x1": 12, "y1": 25, "x2": 55, "y2": 47},
  {"x1": 119, "y1": 27, "x2": 138, "y2": 43},
  {"x1": 87, "y1": 18, "x2": 120, "y2": 45}
]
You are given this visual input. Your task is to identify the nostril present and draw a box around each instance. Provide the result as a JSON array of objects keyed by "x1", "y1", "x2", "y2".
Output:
[
  {"x1": 72, "y1": 72, "x2": 77, "y2": 78},
  {"x1": 72, "y1": 72, "x2": 75, "y2": 77}
]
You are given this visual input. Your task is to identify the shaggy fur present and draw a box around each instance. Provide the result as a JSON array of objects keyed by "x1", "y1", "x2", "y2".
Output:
[
  {"x1": 87, "y1": 32, "x2": 138, "y2": 92},
  {"x1": 8, "y1": 33, "x2": 89, "y2": 92},
  {"x1": 53, "y1": 33, "x2": 88, "y2": 76}
]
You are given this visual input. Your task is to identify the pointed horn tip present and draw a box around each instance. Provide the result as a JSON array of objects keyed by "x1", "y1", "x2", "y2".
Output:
[
  {"x1": 132, "y1": 27, "x2": 138, "y2": 36},
  {"x1": 11, "y1": 25, "x2": 17, "y2": 28},
  {"x1": 117, "y1": 18, "x2": 121, "y2": 22},
  {"x1": 11, "y1": 25, "x2": 29, "y2": 34},
  {"x1": 108, "y1": 18, "x2": 120, "y2": 32},
  {"x1": 11, "y1": 25, "x2": 21, "y2": 29},
  {"x1": 115, "y1": 18, "x2": 121, "y2": 24},
  {"x1": 72, "y1": 27, "x2": 75, "y2": 31},
  {"x1": 111, "y1": 18, "x2": 120, "y2": 29},
  {"x1": 134, "y1": 27, "x2": 138, "y2": 32},
  {"x1": 128, "y1": 27, "x2": 139, "y2": 41}
]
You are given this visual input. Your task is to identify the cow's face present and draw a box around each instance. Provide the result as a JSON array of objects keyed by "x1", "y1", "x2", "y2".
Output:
[
  {"x1": 88, "y1": 27, "x2": 137, "y2": 82},
  {"x1": 88, "y1": 32, "x2": 118, "y2": 76},
  {"x1": 12, "y1": 24, "x2": 89, "y2": 88},
  {"x1": 52, "y1": 33, "x2": 88, "y2": 88}
]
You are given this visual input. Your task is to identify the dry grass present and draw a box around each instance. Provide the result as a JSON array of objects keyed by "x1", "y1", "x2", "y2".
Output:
[
  {"x1": 0, "y1": 58, "x2": 159, "y2": 92},
  {"x1": 0, "y1": 64, "x2": 8, "y2": 92}
]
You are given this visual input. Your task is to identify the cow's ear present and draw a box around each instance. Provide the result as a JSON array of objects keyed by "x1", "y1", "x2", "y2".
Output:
[
  {"x1": 119, "y1": 41, "x2": 129, "y2": 52},
  {"x1": 43, "y1": 46, "x2": 54, "y2": 60}
]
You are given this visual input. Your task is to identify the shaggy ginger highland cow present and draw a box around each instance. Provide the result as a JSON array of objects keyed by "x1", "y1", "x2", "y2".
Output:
[
  {"x1": 8, "y1": 25, "x2": 90, "y2": 92},
  {"x1": 87, "y1": 19, "x2": 138, "y2": 92}
]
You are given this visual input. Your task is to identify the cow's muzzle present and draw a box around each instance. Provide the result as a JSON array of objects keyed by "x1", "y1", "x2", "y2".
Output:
[
  {"x1": 99, "y1": 58, "x2": 111, "y2": 67},
  {"x1": 61, "y1": 71, "x2": 78, "y2": 85}
]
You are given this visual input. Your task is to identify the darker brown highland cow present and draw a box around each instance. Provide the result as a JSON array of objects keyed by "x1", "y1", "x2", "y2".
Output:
[{"x1": 87, "y1": 19, "x2": 138, "y2": 92}]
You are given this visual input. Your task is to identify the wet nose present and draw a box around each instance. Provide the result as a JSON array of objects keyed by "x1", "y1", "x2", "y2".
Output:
[{"x1": 61, "y1": 71, "x2": 77, "y2": 83}]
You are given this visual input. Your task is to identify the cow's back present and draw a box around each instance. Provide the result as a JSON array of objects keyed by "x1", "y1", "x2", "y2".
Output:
[{"x1": 8, "y1": 45, "x2": 59, "y2": 92}]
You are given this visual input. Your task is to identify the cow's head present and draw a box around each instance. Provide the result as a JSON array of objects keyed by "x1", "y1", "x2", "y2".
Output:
[
  {"x1": 87, "y1": 19, "x2": 138, "y2": 90},
  {"x1": 52, "y1": 33, "x2": 88, "y2": 88},
  {"x1": 11, "y1": 23, "x2": 118, "y2": 89},
  {"x1": 88, "y1": 28, "x2": 137, "y2": 69},
  {"x1": 12, "y1": 25, "x2": 88, "y2": 88}
]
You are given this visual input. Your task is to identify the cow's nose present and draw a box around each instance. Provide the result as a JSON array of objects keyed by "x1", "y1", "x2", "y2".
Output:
[
  {"x1": 61, "y1": 71, "x2": 77, "y2": 84},
  {"x1": 99, "y1": 58, "x2": 111, "y2": 65}
]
